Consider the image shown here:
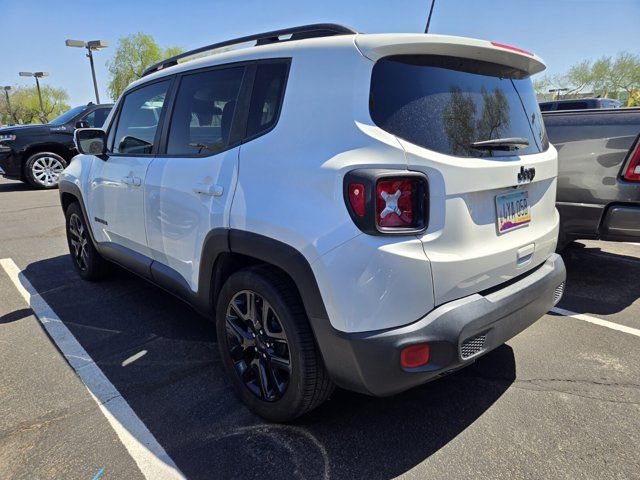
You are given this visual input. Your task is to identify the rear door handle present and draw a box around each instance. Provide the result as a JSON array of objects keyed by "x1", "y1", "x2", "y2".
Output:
[
  {"x1": 122, "y1": 176, "x2": 142, "y2": 187},
  {"x1": 193, "y1": 184, "x2": 224, "y2": 197}
]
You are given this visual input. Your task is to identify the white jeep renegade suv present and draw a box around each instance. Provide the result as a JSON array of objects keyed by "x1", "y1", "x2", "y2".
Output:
[{"x1": 60, "y1": 24, "x2": 566, "y2": 422}]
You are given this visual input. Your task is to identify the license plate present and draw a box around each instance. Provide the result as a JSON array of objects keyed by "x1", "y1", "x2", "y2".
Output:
[{"x1": 495, "y1": 190, "x2": 530, "y2": 234}]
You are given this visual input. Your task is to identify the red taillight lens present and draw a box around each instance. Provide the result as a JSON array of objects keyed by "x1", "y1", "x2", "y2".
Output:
[
  {"x1": 623, "y1": 144, "x2": 640, "y2": 182},
  {"x1": 401, "y1": 344, "x2": 430, "y2": 369},
  {"x1": 376, "y1": 179, "x2": 417, "y2": 228},
  {"x1": 344, "y1": 170, "x2": 428, "y2": 234},
  {"x1": 348, "y1": 183, "x2": 366, "y2": 217},
  {"x1": 490, "y1": 41, "x2": 533, "y2": 57}
]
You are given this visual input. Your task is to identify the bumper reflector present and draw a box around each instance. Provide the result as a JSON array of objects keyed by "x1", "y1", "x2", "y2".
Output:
[{"x1": 400, "y1": 344, "x2": 430, "y2": 368}]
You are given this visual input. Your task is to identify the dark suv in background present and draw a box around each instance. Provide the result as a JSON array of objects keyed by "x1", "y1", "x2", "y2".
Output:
[
  {"x1": 540, "y1": 97, "x2": 622, "y2": 112},
  {"x1": 0, "y1": 102, "x2": 112, "y2": 189}
]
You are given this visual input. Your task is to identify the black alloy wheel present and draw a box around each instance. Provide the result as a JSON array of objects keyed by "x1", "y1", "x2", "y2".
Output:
[
  {"x1": 68, "y1": 212, "x2": 90, "y2": 271},
  {"x1": 224, "y1": 289, "x2": 291, "y2": 401},
  {"x1": 64, "y1": 202, "x2": 111, "y2": 281}
]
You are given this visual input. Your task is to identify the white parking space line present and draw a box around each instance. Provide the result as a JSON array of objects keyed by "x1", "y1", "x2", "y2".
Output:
[
  {"x1": 0, "y1": 258, "x2": 185, "y2": 480},
  {"x1": 551, "y1": 307, "x2": 640, "y2": 338}
]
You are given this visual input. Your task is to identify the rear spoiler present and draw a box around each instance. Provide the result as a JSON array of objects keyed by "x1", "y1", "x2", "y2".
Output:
[{"x1": 355, "y1": 34, "x2": 546, "y2": 76}]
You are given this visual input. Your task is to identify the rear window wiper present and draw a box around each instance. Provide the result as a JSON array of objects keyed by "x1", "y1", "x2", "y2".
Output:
[{"x1": 470, "y1": 137, "x2": 530, "y2": 151}]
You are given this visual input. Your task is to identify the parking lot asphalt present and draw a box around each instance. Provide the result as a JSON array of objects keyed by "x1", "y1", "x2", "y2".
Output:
[{"x1": 0, "y1": 176, "x2": 639, "y2": 480}]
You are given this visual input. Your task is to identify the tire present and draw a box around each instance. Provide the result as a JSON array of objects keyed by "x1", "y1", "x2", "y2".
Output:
[
  {"x1": 64, "y1": 202, "x2": 111, "y2": 281},
  {"x1": 216, "y1": 266, "x2": 334, "y2": 422},
  {"x1": 24, "y1": 152, "x2": 67, "y2": 189}
]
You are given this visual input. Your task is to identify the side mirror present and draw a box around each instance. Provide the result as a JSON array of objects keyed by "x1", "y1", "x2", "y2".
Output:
[
  {"x1": 75, "y1": 128, "x2": 107, "y2": 156},
  {"x1": 75, "y1": 120, "x2": 90, "y2": 129}
]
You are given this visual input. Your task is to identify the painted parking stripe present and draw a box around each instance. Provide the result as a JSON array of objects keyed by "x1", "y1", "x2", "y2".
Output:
[
  {"x1": 551, "y1": 306, "x2": 640, "y2": 338},
  {"x1": 0, "y1": 258, "x2": 185, "y2": 480}
]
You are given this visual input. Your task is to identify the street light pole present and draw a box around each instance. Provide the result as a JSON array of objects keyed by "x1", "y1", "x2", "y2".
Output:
[
  {"x1": 34, "y1": 76, "x2": 44, "y2": 112},
  {"x1": 549, "y1": 88, "x2": 569, "y2": 101},
  {"x1": 2, "y1": 86, "x2": 17, "y2": 124},
  {"x1": 86, "y1": 47, "x2": 100, "y2": 103},
  {"x1": 19, "y1": 71, "x2": 49, "y2": 122},
  {"x1": 66, "y1": 39, "x2": 108, "y2": 104}
]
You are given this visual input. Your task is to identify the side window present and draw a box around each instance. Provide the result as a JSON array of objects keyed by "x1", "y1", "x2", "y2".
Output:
[
  {"x1": 83, "y1": 108, "x2": 111, "y2": 128},
  {"x1": 246, "y1": 62, "x2": 288, "y2": 138},
  {"x1": 166, "y1": 67, "x2": 245, "y2": 155},
  {"x1": 112, "y1": 80, "x2": 170, "y2": 155}
]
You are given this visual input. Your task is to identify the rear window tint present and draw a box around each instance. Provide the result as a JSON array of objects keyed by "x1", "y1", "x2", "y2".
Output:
[{"x1": 370, "y1": 55, "x2": 549, "y2": 158}]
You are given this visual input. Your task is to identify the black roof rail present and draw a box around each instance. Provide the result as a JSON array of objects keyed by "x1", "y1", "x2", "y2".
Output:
[{"x1": 142, "y1": 23, "x2": 358, "y2": 77}]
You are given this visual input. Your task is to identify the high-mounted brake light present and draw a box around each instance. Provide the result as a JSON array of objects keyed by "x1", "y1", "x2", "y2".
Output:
[
  {"x1": 490, "y1": 41, "x2": 533, "y2": 57},
  {"x1": 623, "y1": 142, "x2": 640, "y2": 182}
]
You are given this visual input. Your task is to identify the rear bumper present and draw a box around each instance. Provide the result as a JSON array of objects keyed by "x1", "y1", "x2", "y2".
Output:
[
  {"x1": 320, "y1": 253, "x2": 566, "y2": 396},
  {"x1": 601, "y1": 205, "x2": 640, "y2": 240},
  {"x1": 557, "y1": 202, "x2": 640, "y2": 242}
]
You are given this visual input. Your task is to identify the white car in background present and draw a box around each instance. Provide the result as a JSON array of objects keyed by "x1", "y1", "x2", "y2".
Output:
[{"x1": 59, "y1": 24, "x2": 566, "y2": 421}]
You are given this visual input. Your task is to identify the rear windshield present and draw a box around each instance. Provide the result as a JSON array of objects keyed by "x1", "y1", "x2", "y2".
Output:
[{"x1": 370, "y1": 55, "x2": 549, "y2": 158}]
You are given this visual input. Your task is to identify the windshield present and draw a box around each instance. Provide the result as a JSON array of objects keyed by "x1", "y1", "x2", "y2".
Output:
[
  {"x1": 49, "y1": 105, "x2": 87, "y2": 126},
  {"x1": 370, "y1": 55, "x2": 549, "y2": 158}
]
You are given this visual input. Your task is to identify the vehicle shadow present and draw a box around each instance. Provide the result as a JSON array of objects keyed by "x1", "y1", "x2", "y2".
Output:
[
  {"x1": 20, "y1": 254, "x2": 515, "y2": 480},
  {"x1": 0, "y1": 180, "x2": 33, "y2": 192},
  {"x1": 558, "y1": 242, "x2": 640, "y2": 315}
]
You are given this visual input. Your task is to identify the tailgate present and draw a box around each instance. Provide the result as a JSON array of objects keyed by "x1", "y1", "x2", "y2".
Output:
[
  {"x1": 367, "y1": 47, "x2": 559, "y2": 305},
  {"x1": 404, "y1": 142, "x2": 559, "y2": 305}
]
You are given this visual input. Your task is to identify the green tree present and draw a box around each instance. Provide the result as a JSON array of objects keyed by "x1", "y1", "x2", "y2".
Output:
[
  {"x1": 107, "y1": 33, "x2": 183, "y2": 100},
  {"x1": 0, "y1": 85, "x2": 70, "y2": 125},
  {"x1": 538, "y1": 51, "x2": 640, "y2": 105},
  {"x1": 566, "y1": 60, "x2": 594, "y2": 95},
  {"x1": 533, "y1": 75, "x2": 551, "y2": 98},
  {"x1": 590, "y1": 56, "x2": 614, "y2": 97},
  {"x1": 609, "y1": 52, "x2": 640, "y2": 106}
]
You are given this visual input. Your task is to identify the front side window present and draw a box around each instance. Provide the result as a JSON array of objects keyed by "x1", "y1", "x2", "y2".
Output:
[
  {"x1": 113, "y1": 80, "x2": 170, "y2": 155},
  {"x1": 166, "y1": 67, "x2": 245, "y2": 155},
  {"x1": 83, "y1": 108, "x2": 111, "y2": 128},
  {"x1": 370, "y1": 55, "x2": 549, "y2": 158}
]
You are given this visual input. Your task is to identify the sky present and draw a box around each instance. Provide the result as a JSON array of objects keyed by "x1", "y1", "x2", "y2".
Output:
[{"x1": 1, "y1": 0, "x2": 638, "y2": 107}]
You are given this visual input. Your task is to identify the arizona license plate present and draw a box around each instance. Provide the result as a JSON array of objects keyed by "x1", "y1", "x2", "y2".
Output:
[{"x1": 495, "y1": 190, "x2": 531, "y2": 234}]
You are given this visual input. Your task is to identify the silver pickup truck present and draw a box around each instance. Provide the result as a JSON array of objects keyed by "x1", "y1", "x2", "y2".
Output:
[{"x1": 544, "y1": 108, "x2": 640, "y2": 248}]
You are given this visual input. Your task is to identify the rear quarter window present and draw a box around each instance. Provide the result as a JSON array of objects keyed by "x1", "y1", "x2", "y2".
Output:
[
  {"x1": 246, "y1": 62, "x2": 289, "y2": 139},
  {"x1": 369, "y1": 55, "x2": 549, "y2": 158}
]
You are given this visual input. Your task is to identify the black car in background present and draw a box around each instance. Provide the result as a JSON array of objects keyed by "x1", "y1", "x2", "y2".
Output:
[{"x1": 0, "y1": 102, "x2": 112, "y2": 189}]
